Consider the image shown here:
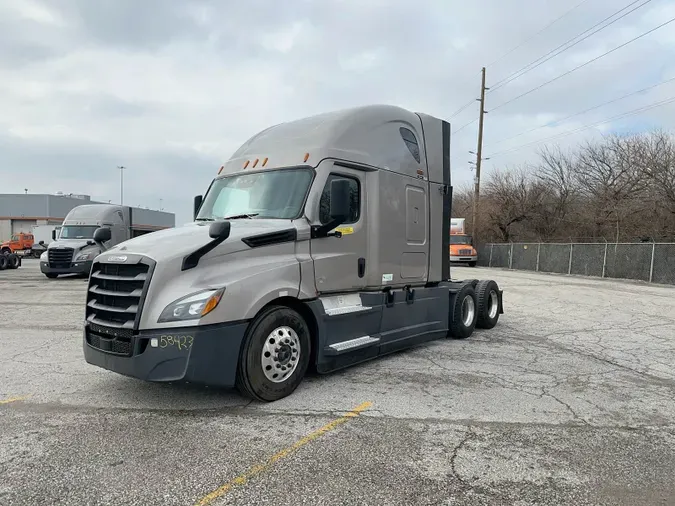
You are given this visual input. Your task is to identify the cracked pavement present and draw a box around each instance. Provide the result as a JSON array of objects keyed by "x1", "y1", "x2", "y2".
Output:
[{"x1": 1, "y1": 260, "x2": 675, "y2": 505}]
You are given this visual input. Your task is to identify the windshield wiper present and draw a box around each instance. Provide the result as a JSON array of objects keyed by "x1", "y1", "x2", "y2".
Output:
[
  {"x1": 195, "y1": 217, "x2": 214, "y2": 221},
  {"x1": 223, "y1": 213, "x2": 259, "y2": 220}
]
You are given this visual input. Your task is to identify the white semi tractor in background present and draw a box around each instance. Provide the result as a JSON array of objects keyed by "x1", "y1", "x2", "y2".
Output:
[
  {"x1": 40, "y1": 204, "x2": 172, "y2": 278},
  {"x1": 82, "y1": 104, "x2": 504, "y2": 402}
]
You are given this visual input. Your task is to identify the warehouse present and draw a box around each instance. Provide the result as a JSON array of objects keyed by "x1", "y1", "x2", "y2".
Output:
[{"x1": 0, "y1": 193, "x2": 175, "y2": 241}]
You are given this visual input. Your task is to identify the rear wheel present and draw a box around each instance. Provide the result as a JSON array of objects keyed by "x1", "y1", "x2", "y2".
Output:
[
  {"x1": 475, "y1": 280, "x2": 500, "y2": 329},
  {"x1": 448, "y1": 283, "x2": 478, "y2": 339},
  {"x1": 236, "y1": 305, "x2": 311, "y2": 402},
  {"x1": 7, "y1": 254, "x2": 20, "y2": 269}
]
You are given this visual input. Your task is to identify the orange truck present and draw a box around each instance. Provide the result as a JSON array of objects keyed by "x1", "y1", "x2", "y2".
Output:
[
  {"x1": 450, "y1": 218, "x2": 477, "y2": 267},
  {"x1": 0, "y1": 232, "x2": 47, "y2": 258}
]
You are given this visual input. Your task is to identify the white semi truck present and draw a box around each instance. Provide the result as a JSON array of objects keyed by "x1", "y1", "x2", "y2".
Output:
[
  {"x1": 40, "y1": 204, "x2": 172, "y2": 278},
  {"x1": 82, "y1": 105, "x2": 504, "y2": 402}
]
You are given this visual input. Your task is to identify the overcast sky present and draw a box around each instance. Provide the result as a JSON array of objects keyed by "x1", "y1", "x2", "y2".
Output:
[{"x1": 1, "y1": 0, "x2": 674, "y2": 224}]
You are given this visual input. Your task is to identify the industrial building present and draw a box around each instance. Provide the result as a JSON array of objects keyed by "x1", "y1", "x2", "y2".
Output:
[{"x1": 0, "y1": 193, "x2": 175, "y2": 241}]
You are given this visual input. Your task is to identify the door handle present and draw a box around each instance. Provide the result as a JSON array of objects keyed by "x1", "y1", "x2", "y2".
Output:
[{"x1": 358, "y1": 257, "x2": 366, "y2": 278}]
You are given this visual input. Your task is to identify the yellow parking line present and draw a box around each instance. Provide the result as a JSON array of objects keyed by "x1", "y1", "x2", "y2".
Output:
[
  {"x1": 0, "y1": 395, "x2": 31, "y2": 405},
  {"x1": 194, "y1": 401, "x2": 373, "y2": 506}
]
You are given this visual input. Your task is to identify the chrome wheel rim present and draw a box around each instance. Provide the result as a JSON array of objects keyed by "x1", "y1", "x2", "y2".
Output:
[
  {"x1": 261, "y1": 326, "x2": 301, "y2": 383},
  {"x1": 488, "y1": 290, "x2": 499, "y2": 319},
  {"x1": 462, "y1": 295, "x2": 475, "y2": 327}
]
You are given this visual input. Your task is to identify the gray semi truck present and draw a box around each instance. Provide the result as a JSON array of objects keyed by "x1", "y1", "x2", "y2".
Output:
[
  {"x1": 40, "y1": 204, "x2": 171, "y2": 278},
  {"x1": 82, "y1": 104, "x2": 504, "y2": 402}
]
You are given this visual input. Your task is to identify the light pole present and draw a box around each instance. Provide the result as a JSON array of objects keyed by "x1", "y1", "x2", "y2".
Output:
[{"x1": 117, "y1": 166, "x2": 126, "y2": 205}]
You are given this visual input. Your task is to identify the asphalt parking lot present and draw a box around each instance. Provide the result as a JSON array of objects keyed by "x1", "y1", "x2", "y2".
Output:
[{"x1": 1, "y1": 259, "x2": 675, "y2": 506}]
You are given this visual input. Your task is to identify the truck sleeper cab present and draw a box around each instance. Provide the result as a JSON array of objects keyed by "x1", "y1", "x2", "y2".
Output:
[{"x1": 82, "y1": 104, "x2": 504, "y2": 402}]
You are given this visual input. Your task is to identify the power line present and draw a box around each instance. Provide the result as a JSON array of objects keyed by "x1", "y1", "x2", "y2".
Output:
[
  {"x1": 490, "y1": 15, "x2": 675, "y2": 113},
  {"x1": 485, "y1": 75, "x2": 675, "y2": 148},
  {"x1": 487, "y1": 94, "x2": 675, "y2": 158},
  {"x1": 449, "y1": 99, "x2": 477, "y2": 119},
  {"x1": 448, "y1": 68, "x2": 484, "y2": 119},
  {"x1": 489, "y1": 0, "x2": 653, "y2": 93},
  {"x1": 452, "y1": 117, "x2": 478, "y2": 135},
  {"x1": 485, "y1": 0, "x2": 592, "y2": 69}
]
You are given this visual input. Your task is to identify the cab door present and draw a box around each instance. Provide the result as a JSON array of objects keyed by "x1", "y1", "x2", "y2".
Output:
[{"x1": 309, "y1": 165, "x2": 367, "y2": 294}]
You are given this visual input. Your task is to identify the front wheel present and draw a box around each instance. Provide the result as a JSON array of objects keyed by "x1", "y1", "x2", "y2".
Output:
[
  {"x1": 468, "y1": 261, "x2": 477, "y2": 267},
  {"x1": 236, "y1": 305, "x2": 311, "y2": 402},
  {"x1": 45, "y1": 273, "x2": 58, "y2": 279}
]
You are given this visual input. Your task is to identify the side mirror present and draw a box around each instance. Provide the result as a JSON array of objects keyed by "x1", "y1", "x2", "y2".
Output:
[
  {"x1": 93, "y1": 227, "x2": 112, "y2": 243},
  {"x1": 193, "y1": 195, "x2": 203, "y2": 221},
  {"x1": 329, "y1": 179, "x2": 351, "y2": 222},
  {"x1": 51, "y1": 230, "x2": 56, "y2": 240},
  {"x1": 209, "y1": 221, "x2": 231, "y2": 240}
]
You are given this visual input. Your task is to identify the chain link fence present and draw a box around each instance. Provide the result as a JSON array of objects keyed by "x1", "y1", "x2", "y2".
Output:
[{"x1": 478, "y1": 242, "x2": 675, "y2": 285}]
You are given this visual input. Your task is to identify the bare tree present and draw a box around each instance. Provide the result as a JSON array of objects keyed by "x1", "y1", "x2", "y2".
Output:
[{"x1": 482, "y1": 167, "x2": 543, "y2": 242}]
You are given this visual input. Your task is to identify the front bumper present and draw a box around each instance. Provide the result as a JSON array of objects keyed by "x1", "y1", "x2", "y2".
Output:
[
  {"x1": 450, "y1": 255, "x2": 478, "y2": 263},
  {"x1": 40, "y1": 260, "x2": 93, "y2": 275},
  {"x1": 83, "y1": 320, "x2": 250, "y2": 388}
]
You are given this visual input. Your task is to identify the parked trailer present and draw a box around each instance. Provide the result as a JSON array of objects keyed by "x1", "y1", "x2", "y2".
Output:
[
  {"x1": 39, "y1": 204, "x2": 171, "y2": 278},
  {"x1": 82, "y1": 104, "x2": 504, "y2": 402}
]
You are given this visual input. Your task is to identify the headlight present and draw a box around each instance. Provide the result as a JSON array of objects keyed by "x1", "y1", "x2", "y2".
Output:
[
  {"x1": 157, "y1": 288, "x2": 225, "y2": 323},
  {"x1": 75, "y1": 252, "x2": 94, "y2": 261},
  {"x1": 40, "y1": 251, "x2": 48, "y2": 261}
]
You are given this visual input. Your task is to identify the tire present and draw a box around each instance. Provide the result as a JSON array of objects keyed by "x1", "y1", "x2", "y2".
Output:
[
  {"x1": 45, "y1": 273, "x2": 58, "y2": 279},
  {"x1": 0, "y1": 255, "x2": 7, "y2": 270},
  {"x1": 0, "y1": 248, "x2": 10, "y2": 255},
  {"x1": 7, "y1": 253, "x2": 20, "y2": 269},
  {"x1": 468, "y1": 261, "x2": 477, "y2": 267},
  {"x1": 448, "y1": 283, "x2": 478, "y2": 339},
  {"x1": 236, "y1": 305, "x2": 311, "y2": 402},
  {"x1": 475, "y1": 280, "x2": 501, "y2": 329}
]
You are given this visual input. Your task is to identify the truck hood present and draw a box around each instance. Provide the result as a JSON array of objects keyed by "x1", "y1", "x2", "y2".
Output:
[
  {"x1": 102, "y1": 219, "x2": 299, "y2": 262},
  {"x1": 48, "y1": 239, "x2": 94, "y2": 251}
]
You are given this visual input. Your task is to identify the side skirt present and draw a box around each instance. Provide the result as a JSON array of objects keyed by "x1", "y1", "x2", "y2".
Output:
[{"x1": 306, "y1": 285, "x2": 453, "y2": 375}]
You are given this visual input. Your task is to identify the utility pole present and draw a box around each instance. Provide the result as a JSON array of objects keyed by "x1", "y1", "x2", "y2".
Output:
[
  {"x1": 117, "y1": 166, "x2": 126, "y2": 206},
  {"x1": 471, "y1": 67, "x2": 488, "y2": 243}
]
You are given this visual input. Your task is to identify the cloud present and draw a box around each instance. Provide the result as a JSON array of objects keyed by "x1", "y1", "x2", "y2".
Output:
[{"x1": 1, "y1": 0, "x2": 674, "y2": 224}]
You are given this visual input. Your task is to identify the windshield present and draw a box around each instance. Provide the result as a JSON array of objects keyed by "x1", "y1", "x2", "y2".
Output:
[
  {"x1": 197, "y1": 168, "x2": 313, "y2": 220},
  {"x1": 59, "y1": 225, "x2": 98, "y2": 239},
  {"x1": 450, "y1": 234, "x2": 472, "y2": 245}
]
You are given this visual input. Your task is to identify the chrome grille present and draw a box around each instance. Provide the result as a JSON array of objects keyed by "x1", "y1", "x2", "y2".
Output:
[
  {"x1": 85, "y1": 258, "x2": 152, "y2": 332},
  {"x1": 48, "y1": 248, "x2": 74, "y2": 268},
  {"x1": 459, "y1": 249, "x2": 473, "y2": 255}
]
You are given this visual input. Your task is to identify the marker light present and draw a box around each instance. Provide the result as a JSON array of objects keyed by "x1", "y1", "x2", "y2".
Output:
[
  {"x1": 262, "y1": 157, "x2": 268, "y2": 166},
  {"x1": 303, "y1": 153, "x2": 310, "y2": 162},
  {"x1": 252, "y1": 158, "x2": 259, "y2": 168},
  {"x1": 243, "y1": 160, "x2": 250, "y2": 169}
]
